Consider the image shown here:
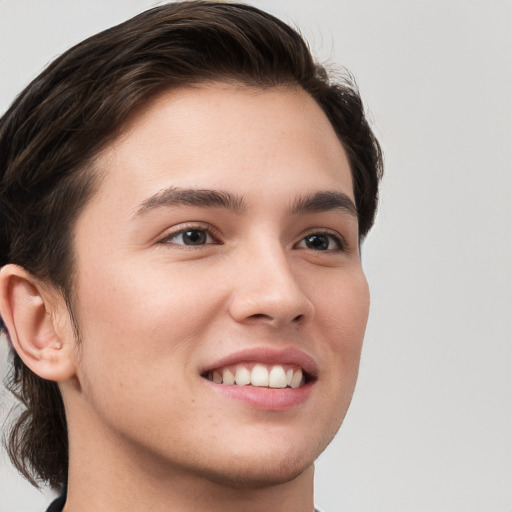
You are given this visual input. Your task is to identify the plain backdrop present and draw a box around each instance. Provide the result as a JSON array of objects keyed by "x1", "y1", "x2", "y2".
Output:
[{"x1": 0, "y1": 1, "x2": 511, "y2": 511}]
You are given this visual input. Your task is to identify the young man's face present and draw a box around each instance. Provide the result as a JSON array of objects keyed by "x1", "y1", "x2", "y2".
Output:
[{"x1": 64, "y1": 83, "x2": 370, "y2": 486}]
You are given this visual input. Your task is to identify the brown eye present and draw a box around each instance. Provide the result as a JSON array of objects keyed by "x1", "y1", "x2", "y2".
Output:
[
  {"x1": 164, "y1": 228, "x2": 214, "y2": 246},
  {"x1": 181, "y1": 230, "x2": 207, "y2": 245},
  {"x1": 298, "y1": 233, "x2": 343, "y2": 251}
]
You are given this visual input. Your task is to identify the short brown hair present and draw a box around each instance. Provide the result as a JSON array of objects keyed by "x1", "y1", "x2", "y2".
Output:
[{"x1": 0, "y1": 0, "x2": 383, "y2": 490}]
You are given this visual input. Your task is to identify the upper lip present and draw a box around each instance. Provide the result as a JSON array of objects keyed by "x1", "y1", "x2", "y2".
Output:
[{"x1": 201, "y1": 347, "x2": 318, "y2": 378}]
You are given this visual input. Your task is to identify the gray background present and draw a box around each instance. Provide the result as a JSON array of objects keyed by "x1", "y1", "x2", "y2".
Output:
[{"x1": 1, "y1": 1, "x2": 511, "y2": 511}]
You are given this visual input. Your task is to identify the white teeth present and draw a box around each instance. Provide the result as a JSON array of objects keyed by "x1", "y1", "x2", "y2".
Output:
[
  {"x1": 290, "y1": 368, "x2": 303, "y2": 388},
  {"x1": 268, "y1": 366, "x2": 288, "y2": 388},
  {"x1": 235, "y1": 367, "x2": 251, "y2": 386},
  {"x1": 209, "y1": 364, "x2": 306, "y2": 388},
  {"x1": 222, "y1": 368, "x2": 235, "y2": 385},
  {"x1": 251, "y1": 364, "x2": 269, "y2": 387}
]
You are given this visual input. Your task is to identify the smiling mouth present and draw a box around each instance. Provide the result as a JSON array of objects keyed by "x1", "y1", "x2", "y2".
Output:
[{"x1": 202, "y1": 363, "x2": 308, "y2": 389}]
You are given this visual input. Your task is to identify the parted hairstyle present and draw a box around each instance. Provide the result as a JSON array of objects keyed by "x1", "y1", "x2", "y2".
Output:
[{"x1": 0, "y1": 0, "x2": 383, "y2": 491}]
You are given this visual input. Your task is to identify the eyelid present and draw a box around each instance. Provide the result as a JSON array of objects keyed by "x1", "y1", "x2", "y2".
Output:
[
  {"x1": 157, "y1": 222, "x2": 221, "y2": 246},
  {"x1": 295, "y1": 229, "x2": 347, "y2": 251}
]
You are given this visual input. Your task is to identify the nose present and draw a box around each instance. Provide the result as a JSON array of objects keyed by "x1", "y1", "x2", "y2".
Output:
[{"x1": 227, "y1": 242, "x2": 314, "y2": 328}]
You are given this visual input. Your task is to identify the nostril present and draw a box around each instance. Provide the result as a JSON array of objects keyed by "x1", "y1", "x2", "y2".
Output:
[
  {"x1": 249, "y1": 313, "x2": 271, "y2": 320},
  {"x1": 245, "y1": 313, "x2": 306, "y2": 324}
]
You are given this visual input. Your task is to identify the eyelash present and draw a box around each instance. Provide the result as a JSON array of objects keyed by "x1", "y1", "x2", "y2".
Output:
[
  {"x1": 158, "y1": 225, "x2": 346, "y2": 252},
  {"x1": 158, "y1": 224, "x2": 220, "y2": 247},
  {"x1": 295, "y1": 231, "x2": 346, "y2": 252}
]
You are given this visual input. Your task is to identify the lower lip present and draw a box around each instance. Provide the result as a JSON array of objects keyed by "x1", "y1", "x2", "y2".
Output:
[{"x1": 204, "y1": 379, "x2": 314, "y2": 411}]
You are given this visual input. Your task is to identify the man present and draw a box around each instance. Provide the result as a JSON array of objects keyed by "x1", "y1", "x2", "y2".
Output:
[{"x1": 0, "y1": 2, "x2": 382, "y2": 511}]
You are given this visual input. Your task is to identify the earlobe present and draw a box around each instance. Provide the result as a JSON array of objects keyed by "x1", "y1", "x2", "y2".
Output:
[{"x1": 0, "y1": 264, "x2": 76, "y2": 381}]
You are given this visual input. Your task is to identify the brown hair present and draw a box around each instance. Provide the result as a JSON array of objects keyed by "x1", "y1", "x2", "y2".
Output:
[{"x1": 0, "y1": 1, "x2": 383, "y2": 491}]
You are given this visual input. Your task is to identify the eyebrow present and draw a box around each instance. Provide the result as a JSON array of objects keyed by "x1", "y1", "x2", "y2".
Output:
[
  {"x1": 291, "y1": 190, "x2": 358, "y2": 217},
  {"x1": 134, "y1": 186, "x2": 357, "y2": 219},
  {"x1": 134, "y1": 187, "x2": 247, "y2": 217}
]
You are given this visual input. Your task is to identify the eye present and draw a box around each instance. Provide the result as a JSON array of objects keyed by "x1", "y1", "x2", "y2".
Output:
[
  {"x1": 297, "y1": 232, "x2": 344, "y2": 251},
  {"x1": 161, "y1": 228, "x2": 216, "y2": 246}
]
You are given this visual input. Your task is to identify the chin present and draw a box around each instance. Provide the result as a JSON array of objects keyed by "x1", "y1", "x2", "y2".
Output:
[
  {"x1": 184, "y1": 432, "x2": 330, "y2": 490},
  {"x1": 196, "y1": 455, "x2": 314, "y2": 490}
]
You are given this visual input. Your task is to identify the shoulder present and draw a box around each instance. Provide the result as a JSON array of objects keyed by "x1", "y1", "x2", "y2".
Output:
[{"x1": 45, "y1": 494, "x2": 66, "y2": 512}]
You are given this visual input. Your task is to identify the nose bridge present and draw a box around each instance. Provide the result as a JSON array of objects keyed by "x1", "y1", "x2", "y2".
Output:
[{"x1": 228, "y1": 234, "x2": 314, "y2": 326}]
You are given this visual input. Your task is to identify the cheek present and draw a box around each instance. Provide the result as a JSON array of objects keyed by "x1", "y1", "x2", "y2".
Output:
[
  {"x1": 71, "y1": 265, "x2": 221, "y2": 435},
  {"x1": 314, "y1": 269, "x2": 370, "y2": 377},
  {"x1": 318, "y1": 266, "x2": 369, "y2": 332},
  {"x1": 73, "y1": 261, "x2": 229, "y2": 381}
]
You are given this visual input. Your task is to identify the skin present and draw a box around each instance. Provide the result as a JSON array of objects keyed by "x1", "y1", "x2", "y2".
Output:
[{"x1": 2, "y1": 83, "x2": 370, "y2": 512}]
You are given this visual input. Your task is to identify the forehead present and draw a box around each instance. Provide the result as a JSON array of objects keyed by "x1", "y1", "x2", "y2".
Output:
[{"x1": 89, "y1": 83, "x2": 354, "y2": 213}]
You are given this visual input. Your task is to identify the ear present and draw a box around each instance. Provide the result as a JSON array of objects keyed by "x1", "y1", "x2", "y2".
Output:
[{"x1": 0, "y1": 264, "x2": 76, "y2": 381}]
